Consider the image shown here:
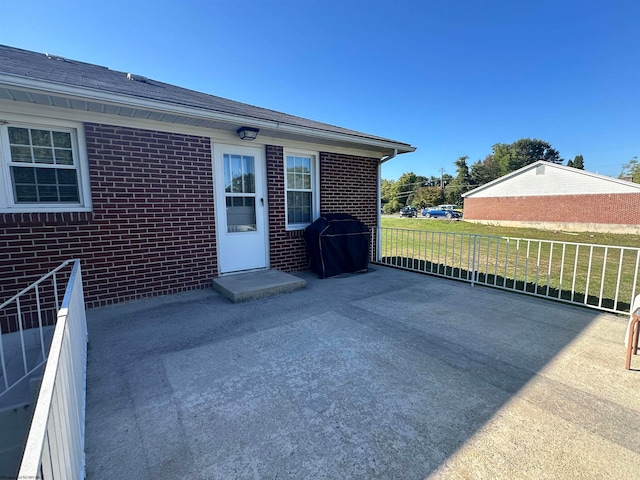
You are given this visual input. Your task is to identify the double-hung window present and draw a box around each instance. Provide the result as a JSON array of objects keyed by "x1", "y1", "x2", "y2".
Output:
[
  {"x1": 0, "y1": 117, "x2": 91, "y2": 212},
  {"x1": 285, "y1": 150, "x2": 319, "y2": 229}
]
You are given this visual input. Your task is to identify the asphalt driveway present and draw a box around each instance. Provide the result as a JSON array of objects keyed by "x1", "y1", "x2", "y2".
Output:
[{"x1": 84, "y1": 266, "x2": 640, "y2": 479}]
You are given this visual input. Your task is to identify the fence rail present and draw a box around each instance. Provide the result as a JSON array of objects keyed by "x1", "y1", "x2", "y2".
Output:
[
  {"x1": 18, "y1": 259, "x2": 88, "y2": 480},
  {"x1": 372, "y1": 227, "x2": 640, "y2": 315},
  {"x1": 0, "y1": 260, "x2": 74, "y2": 401}
]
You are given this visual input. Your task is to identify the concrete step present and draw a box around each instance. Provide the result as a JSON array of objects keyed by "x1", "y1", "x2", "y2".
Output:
[{"x1": 212, "y1": 269, "x2": 306, "y2": 303}]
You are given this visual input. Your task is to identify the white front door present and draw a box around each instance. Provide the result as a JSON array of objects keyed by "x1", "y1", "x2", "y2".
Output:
[{"x1": 213, "y1": 143, "x2": 267, "y2": 273}]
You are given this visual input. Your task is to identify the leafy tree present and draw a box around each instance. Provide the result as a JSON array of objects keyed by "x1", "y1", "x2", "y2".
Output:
[
  {"x1": 453, "y1": 156, "x2": 470, "y2": 182},
  {"x1": 620, "y1": 157, "x2": 640, "y2": 183},
  {"x1": 381, "y1": 178, "x2": 397, "y2": 203},
  {"x1": 383, "y1": 137, "x2": 564, "y2": 212},
  {"x1": 491, "y1": 138, "x2": 562, "y2": 175},
  {"x1": 470, "y1": 155, "x2": 502, "y2": 185},
  {"x1": 395, "y1": 172, "x2": 427, "y2": 206},
  {"x1": 491, "y1": 143, "x2": 512, "y2": 176},
  {"x1": 381, "y1": 179, "x2": 402, "y2": 213},
  {"x1": 382, "y1": 200, "x2": 401, "y2": 214},
  {"x1": 412, "y1": 186, "x2": 444, "y2": 208},
  {"x1": 381, "y1": 172, "x2": 427, "y2": 212},
  {"x1": 446, "y1": 156, "x2": 472, "y2": 205},
  {"x1": 509, "y1": 138, "x2": 562, "y2": 170}
]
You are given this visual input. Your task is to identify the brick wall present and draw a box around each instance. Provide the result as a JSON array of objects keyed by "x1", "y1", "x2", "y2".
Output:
[
  {"x1": 1, "y1": 130, "x2": 381, "y2": 318},
  {"x1": 266, "y1": 147, "x2": 379, "y2": 272},
  {"x1": 320, "y1": 152, "x2": 379, "y2": 228},
  {"x1": 464, "y1": 193, "x2": 640, "y2": 224},
  {"x1": 0, "y1": 123, "x2": 217, "y2": 315},
  {"x1": 266, "y1": 145, "x2": 308, "y2": 272}
]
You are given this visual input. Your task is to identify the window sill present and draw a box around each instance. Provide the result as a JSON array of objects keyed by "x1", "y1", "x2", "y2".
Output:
[
  {"x1": 0, "y1": 211, "x2": 93, "y2": 226},
  {"x1": 286, "y1": 224, "x2": 310, "y2": 232},
  {"x1": 0, "y1": 205, "x2": 92, "y2": 214}
]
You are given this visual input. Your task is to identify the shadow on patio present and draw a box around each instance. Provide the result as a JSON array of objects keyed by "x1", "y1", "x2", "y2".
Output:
[{"x1": 84, "y1": 265, "x2": 640, "y2": 479}]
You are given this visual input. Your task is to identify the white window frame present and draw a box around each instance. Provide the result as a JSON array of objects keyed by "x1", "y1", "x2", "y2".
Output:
[
  {"x1": 0, "y1": 114, "x2": 92, "y2": 213},
  {"x1": 284, "y1": 149, "x2": 319, "y2": 230}
]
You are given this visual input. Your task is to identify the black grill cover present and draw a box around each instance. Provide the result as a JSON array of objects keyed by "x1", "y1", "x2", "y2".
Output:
[{"x1": 303, "y1": 213, "x2": 370, "y2": 279}]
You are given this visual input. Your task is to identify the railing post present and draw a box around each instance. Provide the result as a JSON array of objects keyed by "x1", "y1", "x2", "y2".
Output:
[{"x1": 471, "y1": 235, "x2": 477, "y2": 287}]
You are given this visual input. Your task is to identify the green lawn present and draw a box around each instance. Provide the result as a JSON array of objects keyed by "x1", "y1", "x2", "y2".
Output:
[
  {"x1": 381, "y1": 216, "x2": 640, "y2": 248},
  {"x1": 378, "y1": 217, "x2": 640, "y2": 313}
]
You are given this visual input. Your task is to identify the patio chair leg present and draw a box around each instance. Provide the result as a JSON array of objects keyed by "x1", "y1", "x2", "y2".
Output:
[{"x1": 627, "y1": 316, "x2": 639, "y2": 370}]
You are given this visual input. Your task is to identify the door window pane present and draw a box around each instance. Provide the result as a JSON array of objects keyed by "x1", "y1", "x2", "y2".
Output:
[
  {"x1": 226, "y1": 196, "x2": 257, "y2": 232},
  {"x1": 224, "y1": 154, "x2": 255, "y2": 193}
]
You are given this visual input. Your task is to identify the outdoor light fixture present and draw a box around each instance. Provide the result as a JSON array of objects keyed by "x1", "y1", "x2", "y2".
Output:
[{"x1": 236, "y1": 126, "x2": 259, "y2": 141}]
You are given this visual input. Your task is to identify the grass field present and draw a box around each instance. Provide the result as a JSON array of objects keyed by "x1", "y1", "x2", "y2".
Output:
[
  {"x1": 381, "y1": 216, "x2": 640, "y2": 247},
  {"x1": 378, "y1": 217, "x2": 640, "y2": 313}
]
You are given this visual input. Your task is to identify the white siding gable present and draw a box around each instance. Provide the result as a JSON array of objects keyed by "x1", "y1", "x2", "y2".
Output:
[{"x1": 465, "y1": 162, "x2": 640, "y2": 198}]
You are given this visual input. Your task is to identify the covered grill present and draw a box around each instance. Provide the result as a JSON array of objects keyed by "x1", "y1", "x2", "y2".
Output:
[{"x1": 303, "y1": 213, "x2": 370, "y2": 279}]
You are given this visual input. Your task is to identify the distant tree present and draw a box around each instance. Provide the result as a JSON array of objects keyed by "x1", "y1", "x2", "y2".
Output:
[
  {"x1": 491, "y1": 138, "x2": 562, "y2": 176},
  {"x1": 382, "y1": 201, "x2": 401, "y2": 214},
  {"x1": 397, "y1": 172, "x2": 427, "y2": 206},
  {"x1": 510, "y1": 138, "x2": 562, "y2": 170},
  {"x1": 383, "y1": 137, "x2": 564, "y2": 212},
  {"x1": 381, "y1": 172, "x2": 428, "y2": 211},
  {"x1": 412, "y1": 186, "x2": 444, "y2": 208},
  {"x1": 424, "y1": 176, "x2": 439, "y2": 187},
  {"x1": 573, "y1": 155, "x2": 584, "y2": 169},
  {"x1": 619, "y1": 157, "x2": 640, "y2": 183},
  {"x1": 446, "y1": 156, "x2": 472, "y2": 205},
  {"x1": 441, "y1": 173, "x2": 454, "y2": 190},
  {"x1": 470, "y1": 155, "x2": 502, "y2": 185},
  {"x1": 381, "y1": 178, "x2": 396, "y2": 202},
  {"x1": 491, "y1": 143, "x2": 512, "y2": 176},
  {"x1": 453, "y1": 156, "x2": 471, "y2": 182},
  {"x1": 381, "y1": 179, "x2": 401, "y2": 213},
  {"x1": 567, "y1": 155, "x2": 584, "y2": 169}
]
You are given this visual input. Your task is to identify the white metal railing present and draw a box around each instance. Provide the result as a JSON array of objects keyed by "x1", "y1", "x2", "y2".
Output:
[
  {"x1": 0, "y1": 260, "x2": 75, "y2": 401},
  {"x1": 372, "y1": 227, "x2": 640, "y2": 315},
  {"x1": 17, "y1": 259, "x2": 88, "y2": 480}
]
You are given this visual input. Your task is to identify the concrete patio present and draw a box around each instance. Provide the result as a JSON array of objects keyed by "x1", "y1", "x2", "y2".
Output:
[{"x1": 84, "y1": 265, "x2": 640, "y2": 479}]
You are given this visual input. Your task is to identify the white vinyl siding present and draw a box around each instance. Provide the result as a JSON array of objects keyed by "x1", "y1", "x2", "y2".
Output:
[{"x1": 466, "y1": 162, "x2": 640, "y2": 198}]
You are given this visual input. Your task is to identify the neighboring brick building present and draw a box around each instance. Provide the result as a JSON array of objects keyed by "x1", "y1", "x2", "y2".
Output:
[
  {"x1": 0, "y1": 45, "x2": 415, "y2": 309},
  {"x1": 462, "y1": 161, "x2": 640, "y2": 234}
]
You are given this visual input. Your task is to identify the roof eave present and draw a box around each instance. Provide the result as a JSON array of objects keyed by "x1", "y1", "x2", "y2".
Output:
[
  {"x1": 463, "y1": 160, "x2": 640, "y2": 198},
  {"x1": 0, "y1": 73, "x2": 416, "y2": 156}
]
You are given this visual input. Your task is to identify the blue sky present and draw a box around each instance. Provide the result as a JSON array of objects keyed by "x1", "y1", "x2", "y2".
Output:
[{"x1": 2, "y1": 0, "x2": 638, "y2": 180}]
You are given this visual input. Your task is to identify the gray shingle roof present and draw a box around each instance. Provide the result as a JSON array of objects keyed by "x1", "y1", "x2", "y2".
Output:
[{"x1": 0, "y1": 44, "x2": 414, "y2": 150}]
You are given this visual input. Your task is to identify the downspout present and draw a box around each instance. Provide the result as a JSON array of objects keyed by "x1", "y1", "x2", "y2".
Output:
[{"x1": 376, "y1": 149, "x2": 398, "y2": 262}]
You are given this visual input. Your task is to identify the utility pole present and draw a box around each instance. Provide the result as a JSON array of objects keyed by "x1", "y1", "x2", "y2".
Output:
[{"x1": 439, "y1": 168, "x2": 445, "y2": 190}]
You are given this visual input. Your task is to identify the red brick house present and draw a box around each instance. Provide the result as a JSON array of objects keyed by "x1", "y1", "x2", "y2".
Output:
[
  {"x1": 462, "y1": 161, "x2": 640, "y2": 234},
  {"x1": 0, "y1": 45, "x2": 415, "y2": 309}
]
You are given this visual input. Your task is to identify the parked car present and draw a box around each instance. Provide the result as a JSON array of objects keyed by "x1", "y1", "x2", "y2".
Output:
[
  {"x1": 422, "y1": 205, "x2": 463, "y2": 219},
  {"x1": 400, "y1": 206, "x2": 418, "y2": 217}
]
